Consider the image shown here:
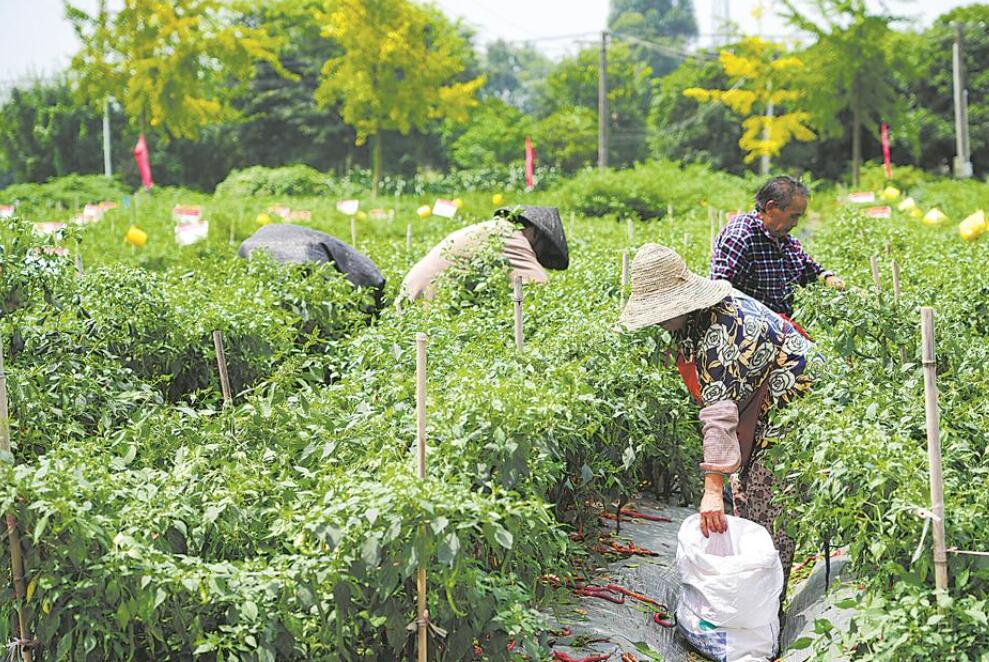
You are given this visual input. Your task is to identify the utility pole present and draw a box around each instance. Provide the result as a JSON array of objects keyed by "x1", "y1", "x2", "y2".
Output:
[
  {"x1": 598, "y1": 30, "x2": 609, "y2": 171},
  {"x1": 952, "y1": 22, "x2": 973, "y2": 178},
  {"x1": 103, "y1": 98, "x2": 112, "y2": 178}
]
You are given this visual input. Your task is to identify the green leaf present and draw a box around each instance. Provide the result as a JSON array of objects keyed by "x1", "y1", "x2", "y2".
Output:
[
  {"x1": 438, "y1": 532, "x2": 460, "y2": 565},
  {"x1": 33, "y1": 512, "x2": 50, "y2": 541},
  {"x1": 789, "y1": 637, "x2": 813, "y2": 650},
  {"x1": 361, "y1": 536, "x2": 381, "y2": 568},
  {"x1": 493, "y1": 526, "x2": 514, "y2": 550},
  {"x1": 242, "y1": 600, "x2": 259, "y2": 622}
]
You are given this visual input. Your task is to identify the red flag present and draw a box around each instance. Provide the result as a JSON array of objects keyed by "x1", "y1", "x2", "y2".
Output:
[
  {"x1": 881, "y1": 123, "x2": 892, "y2": 180},
  {"x1": 133, "y1": 134, "x2": 154, "y2": 190},
  {"x1": 524, "y1": 136, "x2": 535, "y2": 191}
]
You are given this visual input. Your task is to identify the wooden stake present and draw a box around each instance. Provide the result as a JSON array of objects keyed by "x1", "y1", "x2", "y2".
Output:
[
  {"x1": 0, "y1": 343, "x2": 33, "y2": 661},
  {"x1": 74, "y1": 238, "x2": 83, "y2": 277},
  {"x1": 406, "y1": 223, "x2": 413, "y2": 252},
  {"x1": 667, "y1": 203, "x2": 673, "y2": 217},
  {"x1": 513, "y1": 276, "x2": 524, "y2": 351},
  {"x1": 870, "y1": 256, "x2": 881, "y2": 292},
  {"x1": 620, "y1": 250, "x2": 630, "y2": 308},
  {"x1": 920, "y1": 308, "x2": 949, "y2": 593},
  {"x1": 891, "y1": 259, "x2": 902, "y2": 304},
  {"x1": 350, "y1": 216, "x2": 357, "y2": 246},
  {"x1": 212, "y1": 330, "x2": 232, "y2": 408},
  {"x1": 892, "y1": 260, "x2": 907, "y2": 364},
  {"x1": 626, "y1": 218, "x2": 634, "y2": 244},
  {"x1": 568, "y1": 211, "x2": 574, "y2": 239},
  {"x1": 414, "y1": 332, "x2": 428, "y2": 662}
]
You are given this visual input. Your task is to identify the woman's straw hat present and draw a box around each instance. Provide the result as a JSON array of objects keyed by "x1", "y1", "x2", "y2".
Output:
[{"x1": 619, "y1": 244, "x2": 732, "y2": 331}]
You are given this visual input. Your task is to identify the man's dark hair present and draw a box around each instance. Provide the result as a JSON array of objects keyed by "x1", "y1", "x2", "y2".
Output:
[{"x1": 754, "y1": 176, "x2": 809, "y2": 212}]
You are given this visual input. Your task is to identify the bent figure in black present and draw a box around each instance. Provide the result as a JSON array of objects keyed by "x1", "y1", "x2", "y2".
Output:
[{"x1": 238, "y1": 223, "x2": 386, "y2": 310}]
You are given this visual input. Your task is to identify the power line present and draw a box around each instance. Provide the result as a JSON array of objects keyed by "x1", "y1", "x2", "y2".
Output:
[{"x1": 611, "y1": 32, "x2": 718, "y2": 63}]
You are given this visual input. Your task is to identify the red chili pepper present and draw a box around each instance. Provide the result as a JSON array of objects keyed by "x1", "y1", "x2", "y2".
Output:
[
  {"x1": 653, "y1": 611, "x2": 676, "y2": 628},
  {"x1": 551, "y1": 652, "x2": 611, "y2": 662}
]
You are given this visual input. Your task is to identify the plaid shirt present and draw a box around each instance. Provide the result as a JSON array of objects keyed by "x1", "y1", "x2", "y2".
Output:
[{"x1": 710, "y1": 211, "x2": 826, "y2": 316}]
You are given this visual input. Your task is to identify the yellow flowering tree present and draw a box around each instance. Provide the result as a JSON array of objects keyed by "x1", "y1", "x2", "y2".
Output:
[
  {"x1": 683, "y1": 37, "x2": 814, "y2": 169},
  {"x1": 315, "y1": 0, "x2": 484, "y2": 194},
  {"x1": 66, "y1": 0, "x2": 290, "y2": 139}
]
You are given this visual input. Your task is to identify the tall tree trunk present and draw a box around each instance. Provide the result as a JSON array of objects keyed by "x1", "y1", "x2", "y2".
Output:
[
  {"x1": 371, "y1": 133, "x2": 382, "y2": 198},
  {"x1": 851, "y1": 75, "x2": 862, "y2": 188}
]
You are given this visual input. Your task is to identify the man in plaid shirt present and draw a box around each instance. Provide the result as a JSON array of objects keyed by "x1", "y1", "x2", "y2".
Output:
[{"x1": 711, "y1": 176, "x2": 844, "y2": 317}]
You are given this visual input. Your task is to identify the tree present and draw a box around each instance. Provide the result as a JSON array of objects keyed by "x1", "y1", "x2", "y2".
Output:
[
  {"x1": 909, "y1": 5, "x2": 989, "y2": 177},
  {"x1": 0, "y1": 76, "x2": 107, "y2": 183},
  {"x1": 481, "y1": 40, "x2": 554, "y2": 113},
  {"x1": 683, "y1": 37, "x2": 815, "y2": 170},
  {"x1": 230, "y1": 1, "x2": 365, "y2": 173},
  {"x1": 540, "y1": 43, "x2": 653, "y2": 167},
  {"x1": 314, "y1": 0, "x2": 484, "y2": 194},
  {"x1": 66, "y1": 0, "x2": 289, "y2": 140},
  {"x1": 444, "y1": 99, "x2": 532, "y2": 170},
  {"x1": 608, "y1": 0, "x2": 698, "y2": 77},
  {"x1": 647, "y1": 56, "x2": 746, "y2": 173},
  {"x1": 532, "y1": 108, "x2": 598, "y2": 172},
  {"x1": 780, "y1": 0, "x2": 904, "y2": 185}
]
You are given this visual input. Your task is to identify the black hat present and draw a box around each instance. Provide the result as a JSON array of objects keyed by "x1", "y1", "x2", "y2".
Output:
[
  {"x1": 238, "y1": 224, "x2": 385, "y2": 306},
  {"x1": 494, "y1": 205, "x2": 569, "y2": 270}
]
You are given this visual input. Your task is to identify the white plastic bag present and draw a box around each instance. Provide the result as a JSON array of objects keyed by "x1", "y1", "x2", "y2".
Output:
[{"x1": 676, "y1": 514, "x2": 783, "y2": 662}]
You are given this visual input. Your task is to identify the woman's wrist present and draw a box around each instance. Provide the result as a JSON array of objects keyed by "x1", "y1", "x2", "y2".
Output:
[{"x1": 703, "y1": 472, "x2": 725, "y2": 493}]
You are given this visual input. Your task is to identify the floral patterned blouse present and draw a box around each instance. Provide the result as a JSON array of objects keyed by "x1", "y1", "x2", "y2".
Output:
[{"x1": 675, "y1": 290, "x2": 817, "y2": 414}]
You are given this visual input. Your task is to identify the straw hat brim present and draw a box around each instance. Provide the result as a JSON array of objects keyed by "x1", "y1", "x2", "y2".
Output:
[{"x1": 619, "y1": 275, "x2": 732, "y2": 331}]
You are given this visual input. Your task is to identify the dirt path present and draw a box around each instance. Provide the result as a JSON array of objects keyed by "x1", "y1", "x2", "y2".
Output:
[{"x1": 543, "y1": 496, "x2": 857, "y2": 661}]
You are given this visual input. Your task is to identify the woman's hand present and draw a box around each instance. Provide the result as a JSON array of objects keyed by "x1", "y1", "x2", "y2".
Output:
[{"x1": 700, "y1": 473, "x2": 728, "y2": 538}]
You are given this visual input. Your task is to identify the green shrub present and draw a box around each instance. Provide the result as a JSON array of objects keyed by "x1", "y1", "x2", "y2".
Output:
[
  {"x1": 0, "y1": 174, "x2": 128, "y2": 218},
  {"x1": 215, "y1": 165, "x2": 333, "y2": 198},
  {"x1": 555, "y1": 159, "x2": 750, "y2": 219}
]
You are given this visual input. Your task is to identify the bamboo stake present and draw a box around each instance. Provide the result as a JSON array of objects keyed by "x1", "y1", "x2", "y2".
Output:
[
  {"x1": 920, "y1": 307, "x2": 949, "y2": 593},
  {"x1": 667, "y1": 203, "x2": 673, "y2": 218},
  {"x1": 0, "y1": 343, "x2": 33, "y2": 661},
  {"x1": 870, "y1": 256, "x2": 881, "y2": 292},
  {"x1": 212, "y1": 330, "x2": 232, "y2": 409},
  {"x1": 414, "y1": 332, "x2": 428, "y2": 662},
  {"x1": 513, "y1": 276, "x2": 524, "y2": 352},
  {"x1": 74, "y1": 238, "x2": 83, "y2": 277},
  {"x1": 620, "y1": 250, "x2": 630, "y2": 308},
  {"x1": 891, "y1": 259, "x2": 902, "y2": 303},
  {"x1": 892, "y1": 260, "x2": 907, "y2": 364},
  {"x1": 350, "y1": 216, "x2": 357, "y2": 246},
  {"x1": 626, "y1": 218, "x2": 634, "y2": 244},
  {"x1": 406, "y1": 223, "x2": 413, "y2": 252}
]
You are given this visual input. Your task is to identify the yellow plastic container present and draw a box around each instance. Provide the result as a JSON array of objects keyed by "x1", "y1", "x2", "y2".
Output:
[
  {"x1": 492, "y1": 193, "x2": 505, "y2": 206},
  {"x1": 959, "y1": 210, "x2": 986, "y2": 241},
  {"x1": 922, "y1": 208, "x2": 948, "y2": 226},
  {"x1": 879, "y1": 186, "x2": 901, "y2": 202},
  {"x1": 897, "y1": 197, "x2": 918, "y2": 212},
  {"x1": 452, "y1": 198, "x2": 465, "y2": 210},
  {"x1": 256, "y1": 212, "x2": 272, "y2": 226},
  {"x1": 416, "y1": 205, "x2": 432, "y2": 219},
  {"x1": 124, "y1": 226, "x2": 148, "y2": 247}
]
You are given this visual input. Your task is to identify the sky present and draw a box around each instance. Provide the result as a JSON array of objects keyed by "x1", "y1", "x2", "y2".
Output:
[{"x1": 0, "y1": 0, "x2": 975, "y2": 84}]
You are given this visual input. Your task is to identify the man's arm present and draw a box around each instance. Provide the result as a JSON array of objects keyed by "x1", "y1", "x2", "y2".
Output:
[
  {"x1": 790, "y1": 237, "x2": 844, "y2": 288},
  {"x1": 710, "y1": 228, "x2": 751, "y2": 283}
]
